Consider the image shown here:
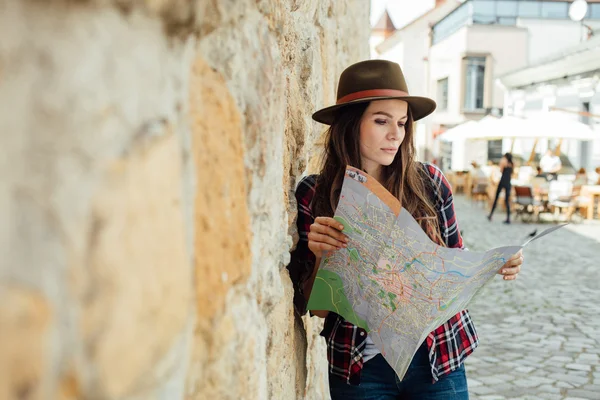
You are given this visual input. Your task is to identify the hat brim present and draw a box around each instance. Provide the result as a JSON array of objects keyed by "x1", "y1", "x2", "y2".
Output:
[{"x1": 312, "y1": 96, "x2": 437, "y2": 125}]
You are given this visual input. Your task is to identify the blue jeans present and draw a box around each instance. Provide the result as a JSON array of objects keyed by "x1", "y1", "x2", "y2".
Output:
[{"x1": 329, "y1": 343, "x2": 469, "y2": 400}]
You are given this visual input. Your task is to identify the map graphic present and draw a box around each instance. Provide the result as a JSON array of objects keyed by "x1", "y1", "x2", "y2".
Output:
[{"x1": 306, "y1": 166, "x2": 565, "y2": 380}]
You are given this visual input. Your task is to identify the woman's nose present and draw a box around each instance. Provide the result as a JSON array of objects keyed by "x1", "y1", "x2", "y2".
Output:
[{"x1": 388, "y1": 126, "x2": 402, "y2": 140}]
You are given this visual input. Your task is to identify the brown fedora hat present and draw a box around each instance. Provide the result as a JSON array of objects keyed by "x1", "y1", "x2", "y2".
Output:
[{"x1": 312, "y1": 60, "x2": 436, "y2": 125}]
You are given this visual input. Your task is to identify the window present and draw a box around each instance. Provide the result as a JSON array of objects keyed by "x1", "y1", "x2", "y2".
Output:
[
  {"x1": 464, "y1": 57, "x2": 486, "y2": 111},
  {"x1": 541, "y1": 1, "x2": 568, "y2": 18},
  {"x1": 496, "y1": 1, "x2": 518, "y2": 17},
  {"x1": 518, "y1": 2, "x2": 541, "y2": 18},
  {"x1": 437, "y1": 78, "x2": 449, "y2": 111},
  {"x1": 473, "y1": 1, "x2": 496, "y2": 23},
  {"x1": 581, "y1": 102, "x2": 591, "y2": 125},
  {"x1": 432, "y1": 2, "x2": 470, "y2": 44},
  {"x1": 591, "y1": 4, "x2": 600, "y2": 19},
  {"x1": 581, "y1": 102, "x2": 591, "y2": 168},
  {"x1": 488, "y1": 140, "x2": 503, "y2": 163},
  {"x1": 440, "y1": 139, "x2": 453, "y2": 172}
]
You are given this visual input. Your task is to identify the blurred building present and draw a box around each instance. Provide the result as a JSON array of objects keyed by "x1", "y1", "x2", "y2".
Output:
[
  {"x1": 500, "y1": 32, "x2": 600, "y2": 170},
  {"x1": 375, "y1": 0, "x2": 461, "y2": 161},
  {"x1": 371, "y1": 9, "x2": 397, "y2": 58},
  {"x1": 373, "y1": 0, "x2": 600, "y2": 170}
]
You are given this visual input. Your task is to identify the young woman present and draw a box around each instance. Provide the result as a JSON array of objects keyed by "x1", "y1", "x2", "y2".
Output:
[
  {"x1": 487, "y1": 153, "x2": 514, "y2": 224},
  {"x1": 287, "y1": 60, "x2": 523, "y2": 400}
]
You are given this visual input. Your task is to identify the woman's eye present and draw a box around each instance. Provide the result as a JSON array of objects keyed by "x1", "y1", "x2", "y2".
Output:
[
  {"x1": 375, "y1": 119, "x2": 387, "y2": 125},
  {"x1": 398, "y1": 123, "x2": 405, "y2": 128}
]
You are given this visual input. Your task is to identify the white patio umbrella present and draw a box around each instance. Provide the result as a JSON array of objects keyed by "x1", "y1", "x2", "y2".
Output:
[
  {"x1": 473, "y1": 115, "x2": 526, "y2": 140},
  {"x1": 456, "y1": 113, "x2": 596, "y2": 141},
  {"x1": 437, "y1": 120, "x2": 479, "y2": 142},
  {"x1": 522, "y1": 113, "x2": 596, "y2": 140}
]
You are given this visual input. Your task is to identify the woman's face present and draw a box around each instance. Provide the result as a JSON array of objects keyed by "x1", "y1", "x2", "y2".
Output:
[{"x1": 359, "y1": 99, "x2": 408, "y2": 173}]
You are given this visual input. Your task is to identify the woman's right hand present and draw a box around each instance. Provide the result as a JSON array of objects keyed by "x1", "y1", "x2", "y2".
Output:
[{"x1": 308, "y1": 217, "x2": 349, "y2": 258}]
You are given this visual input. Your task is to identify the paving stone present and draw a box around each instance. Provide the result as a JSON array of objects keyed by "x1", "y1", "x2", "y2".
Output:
[
  {"x1": 546, "y1": 366, "x2": 572, "y2": 374},
  {"x1": 567, "y1": 389, "x2": 598, "y2": 400},
  {"x1": 481, "y1": 356, "x2": 503, "y2": 363},
  {"x1": 515, "y1": 366, "x2": 536, "y2": 373},
  {"x1": 537, "y1": 384, "x2": 561, "y2": 394},
  {"x1": 556, "y1": 381, "x2": 575, "y2": 389},
  {"x1": 567, "y1": 388, "x2": 600, "y2": 398},
  {"x1": 470, "y1": 378, "x2": 484, "y2": 387},
  {"x1": 537, "y1": 394, "x2": 562, "y2": 400},
  {"x1": 494, "y1": 373, "x2": 518, "y2": 381},
  {"x1": 514, "y1": 378, "x2": 544, "y2": 388},
  {"x1": 548, "y1": 355, "x2": 573, "y2": 363},
  {"x1": 503, "y1": 352, "x2": 525, "y2": 360},
  {"x1": 500, "y1": 388, "x2": 537, "y2": 398},
  {"x1": 548, "y1": 372, "x2": 590, "y2": 386},
  {"x1": 479, "y1": 376, "x2": 505, "y2": 386},
  {"x1": 470, "y1": 385, "x2": 497, "y2": 395},
  {"x1": 582, "y1": 384, "x2": 600, "y2": 393},
  {"x1": 488, "y1": 383, "x2": 512, "y2": 395},
  {"x1": 577, "y1": 353, "x2": 599, "y2": 362},
  {"x1": 566, "y1": 363, "x2": 592, "y2": 372}
]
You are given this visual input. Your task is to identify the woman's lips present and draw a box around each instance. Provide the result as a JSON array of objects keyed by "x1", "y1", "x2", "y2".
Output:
[{"x1": 381, "y1": 148, "x2": 398, "y2": 154}]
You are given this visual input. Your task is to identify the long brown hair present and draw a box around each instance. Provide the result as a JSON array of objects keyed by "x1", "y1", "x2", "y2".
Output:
[{"x1": 313, "y1": 102, "x2": 445, "y2": 245}]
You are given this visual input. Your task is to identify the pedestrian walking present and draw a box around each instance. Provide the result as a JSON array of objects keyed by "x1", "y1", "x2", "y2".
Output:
[
  {"x1": 487, "y1": 153, "x2": 514, "y2": 224},
  {"x1": 287, "y1": 60, "x2": 524, "y2": 400}
]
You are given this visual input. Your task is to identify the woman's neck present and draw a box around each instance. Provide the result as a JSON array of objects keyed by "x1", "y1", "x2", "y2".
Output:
[{"x1": 363, "y1": 164, "x2": 383, "y2": 183}]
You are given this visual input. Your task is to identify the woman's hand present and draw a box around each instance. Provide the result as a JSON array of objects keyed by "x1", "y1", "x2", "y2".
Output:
[
  {"x1": 308, "y1": 217, "x2": 348, "y2": 259},
  {"x1": 498, "y1": 249, "x2": 523, "y2": 281}
]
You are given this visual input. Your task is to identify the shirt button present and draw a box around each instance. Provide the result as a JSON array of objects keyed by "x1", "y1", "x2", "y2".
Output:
[
  {"x1": 354, "y1": 356, "x2": 361, "y2": 362},
  {"x1": 360, "y1": 331, "x2": 365, "y2": 336}
]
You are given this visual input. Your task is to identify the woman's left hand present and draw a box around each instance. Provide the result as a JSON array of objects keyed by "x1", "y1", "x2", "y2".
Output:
[{"x1": 498, "y1": 250, "x2": 523, "y2": 281}]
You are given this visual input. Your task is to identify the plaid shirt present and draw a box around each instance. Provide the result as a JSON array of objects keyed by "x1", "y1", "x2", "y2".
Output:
[{"x1": 288, "y1": 163, "x2": 479, "y2": 385}]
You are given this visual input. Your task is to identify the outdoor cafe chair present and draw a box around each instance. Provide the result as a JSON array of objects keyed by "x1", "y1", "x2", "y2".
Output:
[
  {"x1": 513, "y1": 185, "x2": 544, "y2": 223},
  {"x1": 548, "y1": 181, "x2": 579, "y2": 222},
  {"x1": 470, "y1": 176, "x2": 489, "y2": 206}
]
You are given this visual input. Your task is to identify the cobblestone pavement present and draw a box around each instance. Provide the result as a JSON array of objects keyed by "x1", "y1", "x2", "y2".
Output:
[{"x1": 453, "y1": 195, "x2": 600, "y2": 400}]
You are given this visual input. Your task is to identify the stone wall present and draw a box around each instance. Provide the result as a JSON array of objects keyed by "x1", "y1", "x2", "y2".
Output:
[{"x1": 0, "y1": 1, "x2": 369, "y2": 399}]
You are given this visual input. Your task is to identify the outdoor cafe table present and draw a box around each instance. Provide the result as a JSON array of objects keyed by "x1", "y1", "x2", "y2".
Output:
[
  {"x1": 447, "y1": 171, "x2": 472, "y2": 196},
  {"x1": 582, "y1": 185, "x2": 600, "y2": 220}
]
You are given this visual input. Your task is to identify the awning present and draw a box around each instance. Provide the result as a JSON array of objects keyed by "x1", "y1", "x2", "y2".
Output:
[{"x1": 437, "y1": 113, "x2": 596, "y2": 142}]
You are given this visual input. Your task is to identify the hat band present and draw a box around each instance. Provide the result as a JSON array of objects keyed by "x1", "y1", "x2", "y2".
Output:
[{"x1": 336, "y1": 89, "x2": 409, "y2": 105}]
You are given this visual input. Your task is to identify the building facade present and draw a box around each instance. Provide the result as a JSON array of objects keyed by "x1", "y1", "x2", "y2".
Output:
[
  {"x1": 373, "y1": 0, "x2": 600, "y2": 170},
  {"x1": 500, "y1": 33, "x2": 600, "y2": 171},
  {"x1": 375, "y1": 0, "x2": 461, "y2": 161},
  {"x1": 429, "y1": 0, "x2": 600, "y2": 170}
]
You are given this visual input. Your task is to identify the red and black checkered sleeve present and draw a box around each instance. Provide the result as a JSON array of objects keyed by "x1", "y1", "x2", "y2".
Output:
[
  {"x1": 425, "y1": 163, "x2": 464, "y2": 250},
  {"x1": 287, "y1": 174, "x2": 317, "y2": 315}
]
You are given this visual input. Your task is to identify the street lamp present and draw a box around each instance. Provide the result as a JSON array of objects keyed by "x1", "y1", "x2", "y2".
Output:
[{"x1": 569, "y1": 0, "x2": 593, "y2": 41}]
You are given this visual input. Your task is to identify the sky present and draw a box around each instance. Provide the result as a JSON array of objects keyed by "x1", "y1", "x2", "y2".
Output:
[{"x1": 370, "y1": 0, "x2": 436, "y2": 28}]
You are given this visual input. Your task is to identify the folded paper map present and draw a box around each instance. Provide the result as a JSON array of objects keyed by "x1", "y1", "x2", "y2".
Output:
[{"x1": 306, "y1": 166, "x2": 565, "y2": 380}]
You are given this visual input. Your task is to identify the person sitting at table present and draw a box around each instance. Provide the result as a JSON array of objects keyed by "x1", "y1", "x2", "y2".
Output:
[
  {"x1": 539, "y1": 149, "x2": 561, "y2": 181},
  {"x1": 470, "y1": 161, "x2": 487, "y2": 181},
  {"x1": 575, "y1": 168, "x2": 588, "y2": 185},
  {"x1": 535, "y1": 166, "x2": 544, "y2": 178}
]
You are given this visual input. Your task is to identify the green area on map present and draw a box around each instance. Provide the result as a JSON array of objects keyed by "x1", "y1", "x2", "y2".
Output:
[{"x1": 307, "y1": 269, "x2": 369, "y2": 331}]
